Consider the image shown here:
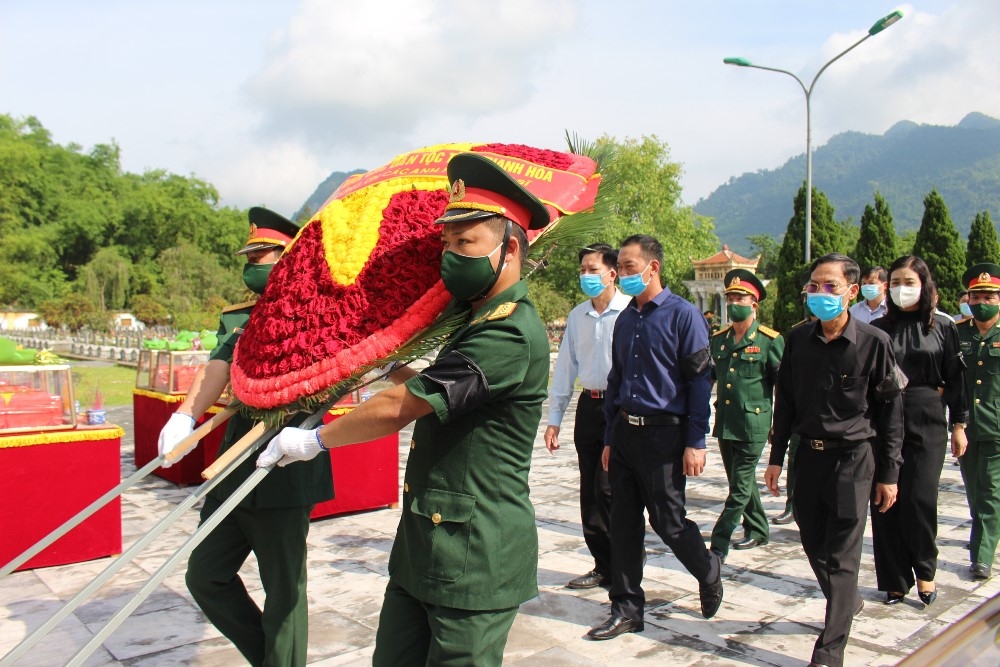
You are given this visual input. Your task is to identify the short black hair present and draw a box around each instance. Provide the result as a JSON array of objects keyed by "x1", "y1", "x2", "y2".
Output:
[
  {"x1": 483, "y1": 217, "x2": 528, "y2": 262},
  {"x1": 811, "y1": 252, "x2": 860, "y2": 284},
  {"x1": 861, "y1": 265, "x2": 888, "y2": 283},
  {"x1": 620, "y1": 234, "x2": 663, "y2": 264},
  {"x1": 579, "y1": 243, "x2": 618, "y2": 270}
]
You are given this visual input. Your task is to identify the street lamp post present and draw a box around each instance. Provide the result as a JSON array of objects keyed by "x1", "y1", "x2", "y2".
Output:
[{"x1": 724, "y1": 10, "x2": 903, "y2": 263}]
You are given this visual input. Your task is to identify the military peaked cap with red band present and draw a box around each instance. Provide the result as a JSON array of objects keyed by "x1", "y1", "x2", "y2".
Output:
[
  {"x1": 724, "y1": 268, "x2": 766, "y2": 301},
  {"x1": 963, "y1": 263, "x2": 1000, "y2": 292},
  {"x1": 435, "y1": 153, "x2": 551, "y2": 231},
  {"x1": 236, "y1": 206, "x2": 303, "y2": 255}
]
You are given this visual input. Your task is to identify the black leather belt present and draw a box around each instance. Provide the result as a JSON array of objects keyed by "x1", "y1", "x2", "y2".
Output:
[
  {"x1": 583, "y1": 389, "x2": 604, "y2": 399},
  {"x1": 621, "y1": 410, "x2": 683, "y2": 426},
  {"x1": 804, "y1": 438, "x2": 863, "y2": 451}
]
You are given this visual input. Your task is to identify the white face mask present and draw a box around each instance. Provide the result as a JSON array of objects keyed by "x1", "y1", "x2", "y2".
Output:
[{"x1": 890, "y1": 285, "x2": 921, "y2": 309}]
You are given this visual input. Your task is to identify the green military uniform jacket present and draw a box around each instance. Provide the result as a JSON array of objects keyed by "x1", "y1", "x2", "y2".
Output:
[
  {"x1": 392, "y1": 280, "x2": 548, "y2": 611},
  {"x1": 208, "y1": 300, "x2": 334, "y2": 509},
  {"x1": 958, "y1": 316, "x2": 1000, "y2": 443},
  {"x1": 711, "y1": 319, "x2": 784, "y2": 443}
]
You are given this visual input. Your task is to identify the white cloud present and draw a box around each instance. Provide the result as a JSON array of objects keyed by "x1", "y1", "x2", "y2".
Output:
[{"x1": 243, "y1": 0, "x2": 578, "y2": 151}]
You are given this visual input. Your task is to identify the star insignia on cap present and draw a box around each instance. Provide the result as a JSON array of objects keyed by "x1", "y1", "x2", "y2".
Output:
[
  {"x1": 731, "y1": 277, "x2": 742, "y2": 287},
  {"x1": 981, "y1": 272, "x2": 992, "y2": 283},
  {"x1": 449, "y1": 179, "x2": 466, "y2": 203}
]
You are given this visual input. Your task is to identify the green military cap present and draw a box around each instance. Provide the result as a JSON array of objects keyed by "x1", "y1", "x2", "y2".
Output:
[
  {"x1": 436, "y1": 153, "x2": 551, "y2": 231},
  {"x1": 724, "y1": 268, "x2": 766, "y2": 301},
  {"x1": 963, "y1": 263, "x2": 1000, "y2": 292},
  {"x1": 237, "y1": 207, "x2": 303, "y2": 255}
]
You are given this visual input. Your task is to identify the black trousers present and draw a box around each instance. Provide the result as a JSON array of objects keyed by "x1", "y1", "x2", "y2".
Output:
[
  {"x1": 793, "y1": 442, "x2": 873, "y2": 667},
  {"x1": 574, "y1": 392, "x2": 612, "y2": 574},
  {"x1": 871, "y1": 386, "x2": 947, "y2": 592},
  {"x1": 608, "y1": 420, "x2": 718, "y2": 621}
]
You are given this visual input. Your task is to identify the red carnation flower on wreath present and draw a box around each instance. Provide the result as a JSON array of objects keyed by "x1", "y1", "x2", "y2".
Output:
[{"x1": 230, "y1": 142, "x2": 603, "y2": 415}]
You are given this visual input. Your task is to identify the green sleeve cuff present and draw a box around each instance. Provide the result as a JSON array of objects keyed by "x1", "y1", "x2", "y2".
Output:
[{"x1": 404, "y1": 375, "x2": 450, "y2": 423}]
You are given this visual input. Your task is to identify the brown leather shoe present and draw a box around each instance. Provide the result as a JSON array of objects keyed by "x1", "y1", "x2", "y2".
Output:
[{"x1": 586, "y1": 616, "x2": 644, "y2": 640}]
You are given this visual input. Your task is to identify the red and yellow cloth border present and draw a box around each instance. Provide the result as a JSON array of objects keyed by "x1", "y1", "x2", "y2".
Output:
[{"x1": 0, "y1": 426, "x2": 125, "y2": 449}]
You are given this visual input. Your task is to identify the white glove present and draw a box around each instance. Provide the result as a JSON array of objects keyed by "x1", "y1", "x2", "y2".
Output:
[
  {"x1": 157, "y1": 412, "x2": 195, "y2": 468},
  {"x1": 257, "y1": 427, "x2": 324, "y2": 468}
]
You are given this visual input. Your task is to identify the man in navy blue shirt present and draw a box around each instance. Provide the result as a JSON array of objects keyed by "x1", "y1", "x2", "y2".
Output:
[{"x1": 586, "y1": 234, "x2": 723, "y2": 640}]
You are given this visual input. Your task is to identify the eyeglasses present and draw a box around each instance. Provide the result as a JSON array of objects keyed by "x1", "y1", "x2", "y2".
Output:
[{"x1": 804, "y1": 282, "x2": 850, "y2": 294}]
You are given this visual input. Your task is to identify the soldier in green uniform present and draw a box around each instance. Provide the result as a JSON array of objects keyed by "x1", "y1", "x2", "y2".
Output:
[
  {"x1": 157, "y1": 207, "x2": 334, "y2": 666},
  {"x1": 709, "y1": 269, "x2": 783, "y2": 559},
  {"x1": 957, "y1": 263, "x2": 1000, "y2": 581},
  {"x1": 257, "y1": 152, "x2": 550, "y2": 666}
]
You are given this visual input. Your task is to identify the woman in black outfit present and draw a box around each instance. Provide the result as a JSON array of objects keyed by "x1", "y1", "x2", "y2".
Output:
[{"x1": 870, "y1": 255, "x2": 968, "y2": 606}]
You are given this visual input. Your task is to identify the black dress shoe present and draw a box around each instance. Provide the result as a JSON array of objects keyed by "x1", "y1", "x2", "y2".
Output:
[
  {"x1": 884, "y1": 591, "x2": 905, "y2": 605},
  {"x1": 567, "y1": 569, "x2": 608, "y2": 589},
  {"x1": 971, "y1": 562, "x2": 992, "y2": 580},
  {"x1": 807, "y1": 663, "x2": 831, "y2": 667},
  {"x1": 700, "y1": 553, "x2": 724, "y2": 619},
  {"x1": 732, "y1": 536, "x2": 768, "y2": 550},
  {"x1": 586, "y1": 616, "x2": 643, "y2": 640},
  {"x1": 771, "y1": 509, "x2": 794, "y2": 525},
  {"x1": 918, "y1": 589, "x2": 937, "y2": 606}
]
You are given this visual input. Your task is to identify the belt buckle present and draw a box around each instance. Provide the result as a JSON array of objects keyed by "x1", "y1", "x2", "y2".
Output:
[
  {"x1": 626, "y1": 414, "x2": 643, "y2": 426},
  {"x1": 810, "y1": 439, "x2": 825, "y2": 451},
  {"x1": 589, "y1": 389, "x2": 602, "y2": 399}
]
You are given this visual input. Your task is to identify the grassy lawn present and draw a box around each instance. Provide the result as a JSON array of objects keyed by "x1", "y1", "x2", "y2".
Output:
[{"x1": 71, "y1": 364, "x2": 139, "y2": 408}]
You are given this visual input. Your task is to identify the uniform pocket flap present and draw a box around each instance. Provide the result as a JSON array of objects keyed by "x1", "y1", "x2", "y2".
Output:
[
  {"x1": 410, "y1": 488, "x2": 477, "y2": 525},
  {"x1": 743, "y1": 400, "x2": 771, "y2": 415}
]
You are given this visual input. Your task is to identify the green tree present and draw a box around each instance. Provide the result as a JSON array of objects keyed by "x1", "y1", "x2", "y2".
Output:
[
  {"x1": 37, "y1": 294, "x2": 100, "y2": 331},
  {"x1": 772, "y1": 184, "x2": 846, "y2": 332},
  {"x1": 853, "y1": 192, "x2": 898, "y2": 271},
  {"x1": 913, "y1": 189, "x2": 965, "y2": 311},
  {"x1": 158, "y1": 243, "x2": 242, "y2": 324},
  {"x1": 967, "y1": 210, "x2": 1000, "y2": 267},
  {"x1": 130, "y1": 294, "x2": 171, "y2": 327},
  {"x1": 80, "y1": 247, "x2": 131, "y2": 311},
  {"x1": 746, "y1": 233, "x2": 781, "y2": 278},
  {"x1": 534, "y1": 134, "x2": 718, "y2": 305}
]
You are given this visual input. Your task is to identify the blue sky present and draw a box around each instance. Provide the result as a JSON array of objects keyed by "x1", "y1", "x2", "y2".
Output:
[{"x1": 2, "y1": 1, "x2": 996, "y2": 219}]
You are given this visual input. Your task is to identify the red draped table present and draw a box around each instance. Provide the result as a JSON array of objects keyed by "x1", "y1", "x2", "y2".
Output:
[{"x1": 0, "y1": 425, "x2": 124, "y2": 571}]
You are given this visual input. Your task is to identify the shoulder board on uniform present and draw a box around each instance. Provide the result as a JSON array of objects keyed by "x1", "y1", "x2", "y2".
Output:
[
  {"x1": 470, "y1": 302, "x2": 518, "y2": 325},
  {"x1": 713, "y1": 325, "x2": 732, "y2": 337},
  {"x1": 221, "y1": 298, "x2": 258, "y2": 313},
  {"x1": 757, "y1": 325, "x2": 780, "y2": 339}
]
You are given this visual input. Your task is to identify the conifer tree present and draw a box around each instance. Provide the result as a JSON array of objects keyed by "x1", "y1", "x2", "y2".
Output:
[
  {"x1": 853, "y1": 191, "x2": 898, "y2": 271},
  {"x1": 913, "y1": 189, "x2": 965, "y2": 310},
  {"x1": 966, "y1": 210, "x2": 1000, "y2": 267},
  {"x1": 773, "y1": 183, "x2": 845, "y2": 332}
]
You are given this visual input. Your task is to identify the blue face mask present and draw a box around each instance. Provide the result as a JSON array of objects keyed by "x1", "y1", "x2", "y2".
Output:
[
  {"x1": 860, "y1": 284, "x2": 882, "y2": 301},
  {"x1": 807, "y1": 293, "x2": 847, "y2": 322},
  {"x1": 579, "y1": 271, "x2": 611, "y2": 298},
  {"x1": 960, "y1": 302, "x2": 973, "y2": 318},
  {"x1": 619, "y1": 262, "x2": 651, "y2": 296}
]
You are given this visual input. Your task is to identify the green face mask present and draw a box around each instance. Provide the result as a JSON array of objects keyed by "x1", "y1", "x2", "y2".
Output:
[
  {"x1": 440, "y1": 243, "x2": 504, "y2": 302},
  {"x1": 243, "y1": 262, "x2": 274, "y2": 295},
  {"x1": 727, "y1": 303, "x2": 754, "y2": 323},
  {"x1": 970, "y1": 302, "x2": 1000, "y2": 322}
]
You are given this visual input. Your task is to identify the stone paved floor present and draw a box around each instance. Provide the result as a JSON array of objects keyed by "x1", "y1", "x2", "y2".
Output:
[{"x1": 2, "y1": 397, "x2": 998, "y2": 666}]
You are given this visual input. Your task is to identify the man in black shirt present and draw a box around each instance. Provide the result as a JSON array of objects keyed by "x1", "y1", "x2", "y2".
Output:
[{"x1": 765, "y1": 253, "x2": 904, "y2": 667}]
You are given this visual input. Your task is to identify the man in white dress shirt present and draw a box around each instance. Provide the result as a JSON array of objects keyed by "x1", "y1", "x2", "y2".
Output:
[
  {"x1": 544, "y1": 243, "x2": 631, "y2": 589},
  {"x1": 849, "y1": 265, "x2": 888, "y2": 324}
]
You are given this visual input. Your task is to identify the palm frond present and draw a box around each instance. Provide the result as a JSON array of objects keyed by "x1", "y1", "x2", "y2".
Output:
[{"x1": 566, "y1": 130, "x2": 619, "y2": 172}]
